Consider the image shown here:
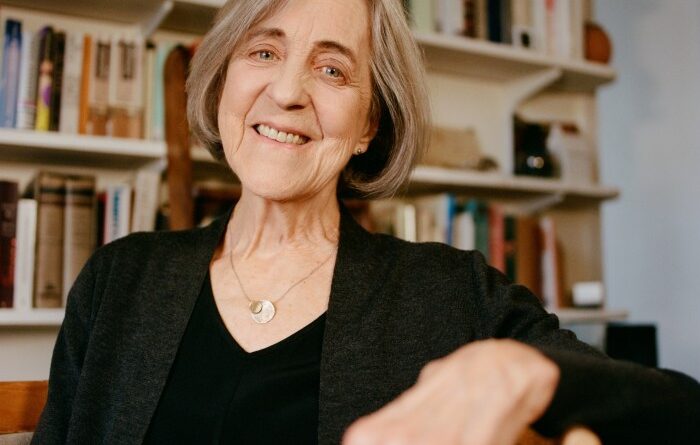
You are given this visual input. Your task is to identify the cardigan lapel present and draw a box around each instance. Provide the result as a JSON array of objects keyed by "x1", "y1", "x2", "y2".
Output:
[
  {"x1": 116, "y1": 208, "x2": 233, "y2": 444},
  {"x1": 318, "y1": 204, "x2": 390, "y2": 444}
]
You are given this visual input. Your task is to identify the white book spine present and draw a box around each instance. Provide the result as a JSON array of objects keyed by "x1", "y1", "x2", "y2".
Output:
[
  {"x1": 58, "y1": 31, "x2": 84, "y2": 134},
  {"x1": 15, "y1": 28, "x2": 39, "y2": 129},
  {"x1": 530, "y1": 0, "x2": 547, "y2": 53},
  {"x1": 130, "y1": 169, "x2": 160, "y2": 232},
  {"x1": 554, "y1": 0, "x2": 571, "y2": 58},
  {"x1": 13, "y1": 199, "x2": 37, "y2": 312}
]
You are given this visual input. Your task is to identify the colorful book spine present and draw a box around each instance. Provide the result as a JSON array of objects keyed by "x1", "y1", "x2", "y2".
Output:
[
  {"x1": 59, "y1": 31, "x2": 84, "y2": 134},
  {"x1": 0, "y1": 19, "x2": 22, "y2": 128},
  {"x1": 488, "y1": 204, "x2": 505, "y2": 272},
  {"x1": 34, "y1": 26, "x2": 55, "y2": 132},
  {"x1": 466, "y1": 199, "x2": 489, "y2": 260},
  {"x1": 13, "y1": 199, "x2": 37, "y2": 311},
  {"x1": 0, "y1": 181, "x2": 19, "y2": 308},
  {"x1": 33, "y1": 172, "x2": 66, "y2": 308},
  {"x1": 49, "y1": 31, "x2": 66, "y2": 131},
  {"x1": 15, "y1": 28, "x2": 39, "y2": 130},
  {"x1": 103, "y1": 184, "x2": 132, "y2": 244},
  {"x1": 62, "y1": 175, "x2": 96, "y2": 305}
]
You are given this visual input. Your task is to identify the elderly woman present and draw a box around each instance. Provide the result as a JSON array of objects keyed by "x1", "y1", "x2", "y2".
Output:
[{"x1": 33, "y1": 0, "x2": 699, "y2": 444}]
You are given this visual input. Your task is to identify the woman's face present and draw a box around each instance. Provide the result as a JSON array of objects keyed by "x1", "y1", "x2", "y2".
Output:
[{"x1": 218, "y1": 0, "x2": 376, "y2": 202}]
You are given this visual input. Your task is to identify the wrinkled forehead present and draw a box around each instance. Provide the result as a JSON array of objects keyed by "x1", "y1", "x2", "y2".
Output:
[{"x1": 248, "y1": 0, "x2": 372, "y2": 58}]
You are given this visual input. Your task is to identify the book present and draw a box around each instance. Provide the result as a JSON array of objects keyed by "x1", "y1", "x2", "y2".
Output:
[
  {"x1": 143, "y1": 41, "x2": 155, "y2": 140},
  {"x1": 78, "y1": 33, "x2": 92, "y2": 134},
  {"x1": 131, "y1": 169, "x2": 160, "y2": 232},
  {"x1": 62, "y1": 175, "x2": 96, "y2": 304},
  {"x1": 58, "y1": 31, "x2": 84, "y2": 134},
  {"x1": 34, "y1": 26, "x2": 55, "y2": 132},
  {"x1": 451, "y1": 207, "x2": 476, "y2": 251},
  {"x1": 413, "y1": 193, "x2": 457, "y2": 244},
  {"x1": 504, "y1": 214, "x2": 517, "y2": 281},
  {"x1": 0, "y1": 180, "x2": 18, "y2": 308},
  {"x1": 31, "y1": 172, "x2": 66, "y2": 308},
  {"x1": 488, "y1": 204, "x2": 505, "y2": 272},
  {"x1": 12, "y1": 199, "x2": 37, "y2": 311},
  {"x1": 151, "y1": 41, "x2": 177, "y2": 141},
  {"x1": 407, "y1": 0, "x2": 435, "y2": 33},
  {"x1": 540, "y1": 215, "x2": 563, "y2": 309},
  {"x1": 107, "y1": 35, "x2": 144, "y2": 138},
  {"x1": 86, "y1": 36, "x2": 110, "y2": 135},
  {"x1": 515, "y1": 215, "x2": 542, "y2": 299},
  {"x1": 15, "y1": 28, "x2": 39, "y2": 130},
  {"x1": 437, "y1": 0, "x2": 465, "y2": 36},
  {"x1": 0, "y1": 19, "x2": 21, "y2": 128},
  {"x1": 103, "y1": 184, "x2": 132, "y2": 244},
  {"x1": 49, "y1": 31, "x2": 65, "y2": 131},
  {"x1": 465, "y1": 199, "x2": 489, "y2": 259}
]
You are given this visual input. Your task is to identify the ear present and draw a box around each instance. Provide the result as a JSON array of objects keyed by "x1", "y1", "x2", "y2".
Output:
[{"x1": 358, "y1": 110, "x2": 379, "y2": 147}]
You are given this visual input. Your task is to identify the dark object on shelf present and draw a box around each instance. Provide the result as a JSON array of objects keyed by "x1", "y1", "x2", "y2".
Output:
[
  {"x1": 605, "y1": 323, "x2": 658, "y2": 367},
  {"x1": 585, "y1": 21, "x2": 612, "y2": 64},
  {"x1": 164, "y1": 45, "x2": 193, "y2": 230},
  {"x1": 513, "y1": 116, "x2": 554, "y2": 178}
]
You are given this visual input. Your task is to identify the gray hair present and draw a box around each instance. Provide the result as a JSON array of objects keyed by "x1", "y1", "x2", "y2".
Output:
[{"x1": 186, "y1": 0, "x2": 430, "y2": 199}]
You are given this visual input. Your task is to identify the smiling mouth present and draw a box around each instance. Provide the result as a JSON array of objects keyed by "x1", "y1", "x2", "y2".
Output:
[{"x1": 255, "y1": 124, "x2": 310, "y2": 145}]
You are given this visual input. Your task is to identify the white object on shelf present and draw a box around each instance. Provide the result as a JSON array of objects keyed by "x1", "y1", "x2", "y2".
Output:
[
  {"x1": 572, "y1": 281, "x2": 606, "y2": 307},
  {"x1": 0, "y1": 308, "x2": 65, "y2": 327}
]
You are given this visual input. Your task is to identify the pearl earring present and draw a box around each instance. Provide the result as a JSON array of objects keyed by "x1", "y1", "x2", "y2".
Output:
[{"x1": 354, "y1": 148, "x2": 364, "y2": 155}]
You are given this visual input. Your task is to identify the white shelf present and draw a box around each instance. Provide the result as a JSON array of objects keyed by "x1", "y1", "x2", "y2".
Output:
[
  {"x1": 414, "y1": 32, "x2": 616, "y2": 92},
  {"x1": 409, "y1": 165, "x2": 619, "y2": 203},
  {"x1": 553, "y1": 308, "x2": 629, "y2": 324},
  {"x1": 0, "y1": 129, "x2": 165, "y2": 168},
  {"x1": 0, "y1": 309, "x2": 64, "y2": 327}
]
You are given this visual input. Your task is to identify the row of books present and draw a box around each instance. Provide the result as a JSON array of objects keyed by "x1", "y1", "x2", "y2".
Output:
[
  {"x1": 0, "y1": 171, "x2": 159, "y2": 310},
  {"x1": 0, "y1": 8, "x2": 193, "y2": 141},
  {"x1": 368, "y1": 194, "x2": 564, "y2": 309},
  {"x1": 406, "y1": 0, "x2": 587, "y2": 60},
  {"x1": 0, "y1": 172, "x2": 241, "y2": 311}
]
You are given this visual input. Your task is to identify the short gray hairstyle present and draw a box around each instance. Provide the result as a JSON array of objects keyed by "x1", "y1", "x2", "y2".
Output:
[{"x1": 187, "y1": 0, "x2": 430, "y2": 198}]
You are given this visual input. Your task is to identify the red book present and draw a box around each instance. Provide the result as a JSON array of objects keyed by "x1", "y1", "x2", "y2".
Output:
[
  {"x1": 488, "y1": 204, "x2": 505, "y2": 273},
  {"x1": 0, "y1": 181, "x2": 19, "y2": 308}
]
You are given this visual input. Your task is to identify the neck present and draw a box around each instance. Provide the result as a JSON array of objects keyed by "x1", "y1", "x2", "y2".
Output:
[{"x1": 227, "y1": 186, "x2": 341, "y2": 259}]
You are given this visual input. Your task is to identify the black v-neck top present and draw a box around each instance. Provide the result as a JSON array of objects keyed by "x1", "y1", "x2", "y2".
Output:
[{"x1": 143, "y1": 272, "x2": 327, "y2": 444}]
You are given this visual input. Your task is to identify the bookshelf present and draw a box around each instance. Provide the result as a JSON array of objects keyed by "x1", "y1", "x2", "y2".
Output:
[{"x1": 0, "y1": 0, "x2": 623, "y2": 331}]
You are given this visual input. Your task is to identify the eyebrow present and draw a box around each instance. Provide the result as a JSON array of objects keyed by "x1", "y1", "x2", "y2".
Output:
[{"x1": 245, "y1": 27, "x2": 358, "y2": 66}]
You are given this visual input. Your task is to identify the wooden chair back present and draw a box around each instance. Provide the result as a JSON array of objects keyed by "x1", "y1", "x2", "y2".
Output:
[{"x1": 0, "y1": 381, "x2": 48, "y2": 434}]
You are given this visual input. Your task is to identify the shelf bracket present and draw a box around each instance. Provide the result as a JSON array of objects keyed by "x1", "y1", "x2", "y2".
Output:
[
  {"x1": 516, "y1": 191, "x2": 565, "y2": 214},
  {"x1": 140, "y1": 0, "x2": 174, "y2": 37},
  {"x1": 505, "y1": 67, "x2": 562, "y2": 110}
]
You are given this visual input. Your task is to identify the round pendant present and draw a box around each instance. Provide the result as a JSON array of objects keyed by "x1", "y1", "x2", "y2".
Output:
[{"x1": 249, "y1": 299, "x2": 276, "y2": 324}]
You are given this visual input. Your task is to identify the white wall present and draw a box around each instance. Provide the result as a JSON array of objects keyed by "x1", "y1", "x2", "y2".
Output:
[{"x1": 597, "y1": 0, "x2": 700, "y2": 380}]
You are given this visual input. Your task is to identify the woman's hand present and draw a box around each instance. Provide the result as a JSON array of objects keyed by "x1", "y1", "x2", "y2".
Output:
[{"x1": 342, "y1": 339, "x2": 560, "y2": 445}]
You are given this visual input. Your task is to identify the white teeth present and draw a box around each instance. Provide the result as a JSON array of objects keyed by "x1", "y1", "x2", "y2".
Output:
[{"x1": 255, "y1": 124, "x2": 308, "y2": 145}]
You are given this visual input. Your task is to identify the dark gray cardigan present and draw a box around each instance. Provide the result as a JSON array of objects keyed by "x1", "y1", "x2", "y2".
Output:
[{"x1": 32, "y1": 205, "x2": 700, "y2": 445}]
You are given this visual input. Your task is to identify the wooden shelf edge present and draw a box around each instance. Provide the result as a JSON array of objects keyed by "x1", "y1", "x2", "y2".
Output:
[
  {"x1": 553, "y1": 308, "x2": 629, "y2": 324},
  {"x1": 409, "y1": 166, "x2": 619, "y2": 201},
  {"x1": 0, "y1": 309, "x2": 65, "y2": 327},
  {"x1": 413, "y1": 32, "x2": 616, "y2": 85},
  {"x1": 0, "y1": 129, "x2": 165, "y2": 158}
]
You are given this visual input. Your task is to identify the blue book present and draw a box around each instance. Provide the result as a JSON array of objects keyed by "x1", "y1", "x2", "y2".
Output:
[{"x1": 0, "y1": 19, "x2": 22, "y2": 128}]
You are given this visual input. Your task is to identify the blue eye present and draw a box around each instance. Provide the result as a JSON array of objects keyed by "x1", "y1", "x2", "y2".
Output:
[
  {"x1": 256, "y1": 50, "x2": 274, "y2": 61},
  {"x1": 323, "y1": 66, "x2": 342, "y2": 78}
]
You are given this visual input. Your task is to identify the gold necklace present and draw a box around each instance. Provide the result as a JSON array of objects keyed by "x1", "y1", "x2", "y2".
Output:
[{"x1": 229, "y1": 243, "x2": 337, "y2": 324}]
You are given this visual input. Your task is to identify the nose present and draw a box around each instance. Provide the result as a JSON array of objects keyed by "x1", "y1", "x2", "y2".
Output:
[{"x1": 266, "y1": 58, "x2": 311, "y2": 111}]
